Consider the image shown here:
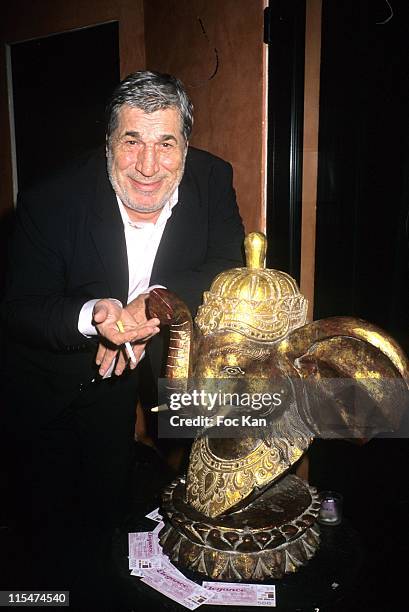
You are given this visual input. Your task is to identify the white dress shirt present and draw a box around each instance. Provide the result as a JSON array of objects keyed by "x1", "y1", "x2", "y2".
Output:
[{"x1": 78, "y1": 189, "x2": 178, "y2": 336}]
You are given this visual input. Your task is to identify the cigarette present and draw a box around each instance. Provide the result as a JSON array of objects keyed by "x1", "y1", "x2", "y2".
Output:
[{"x1": 116, "y1": 319, "x2": 137, "y2": 364}]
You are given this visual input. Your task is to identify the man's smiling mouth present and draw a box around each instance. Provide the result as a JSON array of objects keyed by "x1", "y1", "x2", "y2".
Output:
[{"x1": 128, "y1": 177, "x2": 163, "y2": 192}]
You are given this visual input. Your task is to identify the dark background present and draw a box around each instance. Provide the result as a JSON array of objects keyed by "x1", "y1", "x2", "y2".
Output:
[
  {"x1": 315, "y1": 0, "x2": 409, "y2": 356},
  {"x1": 1, "y1": 1, "x2": 408, "y2": 609},
  {"x1": 266, "y1": 2, "x2": 409, "y2": 609},
  {"x1": 10, "y1": 21, "x2": 119, "y2": 190},
  {"x1": 311, "y1": 3, "x2": 409, "y2": 610}
]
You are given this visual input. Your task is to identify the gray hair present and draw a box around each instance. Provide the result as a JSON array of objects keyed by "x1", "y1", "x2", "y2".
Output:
[{"x1": 106, "y1": 71, "x2": 194, "y2": 145}]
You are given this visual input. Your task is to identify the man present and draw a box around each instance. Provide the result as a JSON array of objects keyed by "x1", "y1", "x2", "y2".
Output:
[{"x1": 1, "y1": 71, "x2": 244, "y2": 587}]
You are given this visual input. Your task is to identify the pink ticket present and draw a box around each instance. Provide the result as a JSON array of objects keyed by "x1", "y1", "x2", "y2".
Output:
[
  {"x1": 128, "y1": 529, "x2": 162, "y2": 570},
  {"x1": 202, "y1": 582, "x2": 276, "y2": 607},
  {"x1": 141, "y1": 564, "x2": 214, "y2": 610}
]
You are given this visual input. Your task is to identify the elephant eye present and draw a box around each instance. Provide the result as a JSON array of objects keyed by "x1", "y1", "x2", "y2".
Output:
[{"x1": 221, "y1": 365, "x2": 245, "y2": 376}]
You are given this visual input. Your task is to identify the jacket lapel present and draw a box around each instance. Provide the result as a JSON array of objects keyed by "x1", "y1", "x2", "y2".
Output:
[
  {"x1": 150, "y1": 163, "x2": 203, "y2": 281},
  {"x1": 89, "y1": 158, "x2": 129, "y2": 305}
]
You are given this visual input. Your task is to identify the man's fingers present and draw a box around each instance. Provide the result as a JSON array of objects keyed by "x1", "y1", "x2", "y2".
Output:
[
  {"x1": 130, "y1": 344, "x2": 145, "y2": 367},
  {"x1": 94, "y1": 314, "x2": 159, "y2": 375},
  {"x1": 93, "y1": 299, "x2": 122, "y2": 329},
  {"x1": 96, "y1": 317, "x2": 159, "y2": 347},
  {"x1": 95, "y1": 343, "x2": 106, "y2": 366},
  {"x1": 99, "y1": 347, "x2": 119, "y2": 376},
  {"x1": 93, "y1": 303, "x2": 108, "y2": 324},
  {"x1": 114, "y1": 318, "x2": 160, "y2": 344},
  {"x1": 132, "y1": 330, "x2": 158, "y2": 343},
  {"x1": 114, "y1": 350, "x2": 128, "y2": 376},
  {"x1": 96, "y1": 345, "x2": 129, "y2": 377},
  {"x1": 128, "y1": 321, "x2": 160, "y2": 343}
]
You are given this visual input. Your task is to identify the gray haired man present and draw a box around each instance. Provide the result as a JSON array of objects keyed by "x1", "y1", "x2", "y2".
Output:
[{"x1": 2, "y1": 70, "x2": 244, "y2": 591}]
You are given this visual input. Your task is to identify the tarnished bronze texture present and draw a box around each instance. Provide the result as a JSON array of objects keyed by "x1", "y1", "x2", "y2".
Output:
[
  {"x1": 147, "y1": 289, "x2": 194, "y2": 381},
  {"x1": 159, "y1": 474, "x2": 320, "y2": 581},
  {"x1": 147, "y1": 232, "x2": 409, "y2": 581},
  {"x1": 280, "y1": 316, "x2": 409, "y2": 437}
]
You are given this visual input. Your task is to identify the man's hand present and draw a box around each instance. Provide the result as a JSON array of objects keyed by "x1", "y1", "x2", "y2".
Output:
[
  {"x1": 93, "y1": 298, "x2": 159, "y2": 376},
  {"x1": 125, "y1": 293, "x2": 150, "y2": 321}
]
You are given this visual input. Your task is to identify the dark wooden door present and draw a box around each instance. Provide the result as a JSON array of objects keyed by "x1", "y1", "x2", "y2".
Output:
[{"x1": 9, "y1": 22, "x2": 119, "y2": 192}]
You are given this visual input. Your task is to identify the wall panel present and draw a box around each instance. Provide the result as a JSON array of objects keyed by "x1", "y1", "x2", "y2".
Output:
[{"x1": 144, "y1": 0, "x2": 266, "y2": 233}]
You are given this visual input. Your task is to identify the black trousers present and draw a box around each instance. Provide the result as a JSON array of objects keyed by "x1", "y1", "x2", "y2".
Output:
[{"x1": 2, "y1": 370, "x2": 139, "y2": 589}]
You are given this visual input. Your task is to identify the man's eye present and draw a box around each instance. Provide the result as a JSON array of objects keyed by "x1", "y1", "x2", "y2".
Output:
[
  {"x1": 161, "y1": 142, "x2": 172, "y2": 148},
  {"x1": 126, "y1": 140, "x2": 137, "y2": 145},
  {"x1": 221, "y1": 365, "x2": 245, "y2": 376}
]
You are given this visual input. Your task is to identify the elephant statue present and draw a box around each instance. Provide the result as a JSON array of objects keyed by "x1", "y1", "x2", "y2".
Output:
[{"x1": 147, "y1": 232, "x2": 409, "y2": 581}]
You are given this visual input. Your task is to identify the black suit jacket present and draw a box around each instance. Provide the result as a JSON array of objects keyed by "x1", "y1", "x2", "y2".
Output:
[{"x1": 2, "y1": 146, "x2": 244, "y2": 414}]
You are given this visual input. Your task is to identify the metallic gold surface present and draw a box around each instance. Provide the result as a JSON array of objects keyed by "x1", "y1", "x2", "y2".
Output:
[
  {"x1": 186, "y1": 233, "x2": 311, "y2": 513},
  {"x1": 166, "y1": 320, "x2": 192, "y2": 379},
  {"x1": 186, "y1": 437, "x2": 306, "y2": 517},
  {"x1": 195, "y1": 232, "x2": 308, "y2": 342},
  {"x1": 280, "y1": 316, "x2": 409, "y2": 382},
  {"x1": 244, "y1": 231, "x2": 266, "y2": 269},
  {"x1": 184, "y1": 326, "x2": 313, "y2": 514},
  {"x1": 278, "y1": 316, "x2": 409, "y2": 436}
]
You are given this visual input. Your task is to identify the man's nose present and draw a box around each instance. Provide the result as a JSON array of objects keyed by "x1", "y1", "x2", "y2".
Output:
[{"x1": 135, "y1": 145, "x2": 159, "y2": 177}]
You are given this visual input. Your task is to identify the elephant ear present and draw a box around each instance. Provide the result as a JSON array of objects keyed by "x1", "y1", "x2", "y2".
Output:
[{"x1": 277, "y1": 316, "x2": 409, "y2": 439}]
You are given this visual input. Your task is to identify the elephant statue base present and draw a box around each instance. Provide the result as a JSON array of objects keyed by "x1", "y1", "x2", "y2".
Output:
[{"x1": 158, "y1": 474, "x2": 320, "y2": 581}]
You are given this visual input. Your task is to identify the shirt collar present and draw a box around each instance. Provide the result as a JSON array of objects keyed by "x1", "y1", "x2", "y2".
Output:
[{"x1": 116, "y1": 188, "x2": 178, "y2": 229}]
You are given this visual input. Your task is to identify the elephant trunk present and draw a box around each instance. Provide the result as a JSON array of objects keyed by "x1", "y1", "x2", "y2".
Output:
[{"x1": 147, "y1": 288, "x2": 193, "y2": 380}]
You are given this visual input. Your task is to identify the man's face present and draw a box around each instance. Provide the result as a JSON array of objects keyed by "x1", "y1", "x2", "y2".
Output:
[{"x1": 107, "y1": 105, "x2": 186, "y2": 217}]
